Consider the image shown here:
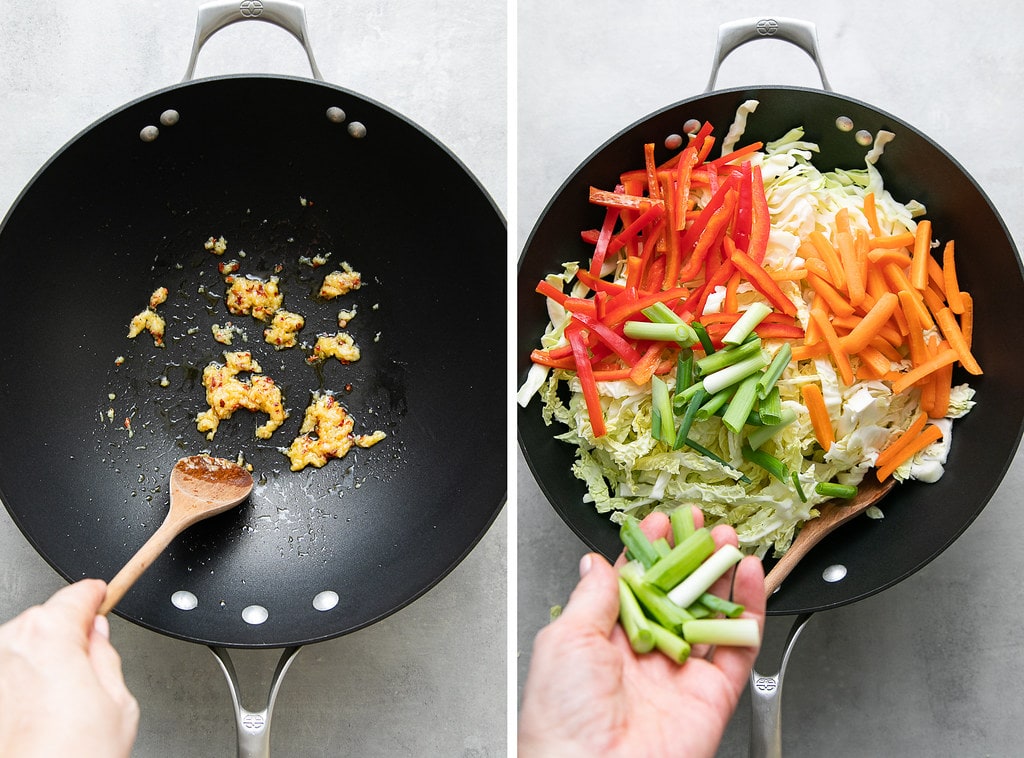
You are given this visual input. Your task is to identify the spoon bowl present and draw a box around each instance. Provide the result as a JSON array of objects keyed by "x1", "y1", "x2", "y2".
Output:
[
  {"x1": 763, "y1": 475, "x2": 895, "y2": 599},
  {"x1": 99, "y1": 455, "x2": 254, "y2": 615}
]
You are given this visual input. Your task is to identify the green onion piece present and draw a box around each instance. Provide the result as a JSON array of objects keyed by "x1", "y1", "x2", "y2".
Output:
[
  {"x1": 682, "y1": 618, "x2": 760, "y2": 647},
  {"x1": 623, "y1": 320, "x2": 698, "y2": 345},
  {"x1": 757, "y1": 341, "x2": 792, "y2": 399},
  {"x1": 642, "y1": 301, "x2": 685, "y2": 324},
  {"x1": 619, "y1": 516, "x2": 660, "y2": 569},
  {"x1": 651, "y1": 406, "x2": 663, "y2": 442},
  {"x1": 696, "y1": 385, "x2": 734, "y2": 421},
  {"x1": 674, "y1": 350, "x2": 694, "y2": 395},
  {"x1": 619, "y1": 561, "x2": 694, "y2": 633},
  {"x1": 695, "y1": 335, "x2": 762, "y2": 375},
  {"x1": 692, "y1": 321, "x2": 715, "y2": 355},
  {"x1": 701, "y1": 350, "x2": 769, "y2": 396},
  {"x1": 746, "y1": 407, "x2": 798, "y2": 450},
  {"x1": 651, "y1": 376, "x2": 676, "y2": 447},
  {"x1": 667, "y1": 543, "x2": 744, "y2": 609},
  {"x1": 741, "y1": 443, "x2": 790, "y2": 482},
  {"x1": 792, "y1": 471, "x2": 807, "y2": 503},
  {"x1": 643, "y1": 527, "x2": 716, "y2": 592},
  {"x1": 649, "y1": 621, "x2": 692, "y2": 664},
  {"x1": 618, "y1": 577, "x2": 655, "y2": 653},
  {"x1": 722, "y1": 372, "x2": 762, "y2": 434},
  {"x1": 698, "y1": 592, "x2": 746, "y2": 618},
  {"x1": 758, "y1": 386, "x2": 783, "y2": 426},
  {"x1": 722, "y1": 302, "x2": 773, "y2": 346},
  {"x1": 681, "y1": 438, "x2": 753, "y2": 483},
  {"x1": 685, "y1": 602, "x2": 712, "y2": 619},
  {"x1": 674, "y1": 387, "x2": 708, "y2": 449},
  {"x1": 652, "y1": 537, "x2": 672, "y2": 559},
  {"x1": 670, "y1": 505, "x2": 697, "y2": 545},
  {"x1": 815, "y1": 481, "x2": 858, "y2": 499},
  {"x1": 672, "y1": 379, "x2": 706, "y2": 410}
]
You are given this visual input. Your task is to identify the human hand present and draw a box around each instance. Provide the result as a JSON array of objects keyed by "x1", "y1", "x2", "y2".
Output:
[
  {"x1": 519, "y1": 509, "x2": 765, "y2": 758},
  {"x1": 0, "y1": 579, "x2": 139, "y2": 758}
]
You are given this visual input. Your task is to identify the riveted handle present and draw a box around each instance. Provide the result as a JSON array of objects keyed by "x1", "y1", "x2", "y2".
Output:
[
  {"x1": 183, "y1": 0, "x2": 323, "y2": 82},
  {"x1": 706, "y1": 17, "x2": 831, "y2": 92}
]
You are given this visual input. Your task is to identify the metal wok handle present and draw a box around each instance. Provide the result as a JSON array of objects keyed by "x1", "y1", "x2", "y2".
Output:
[
  {"x1": 706, "y1": 17, "x2": 831, "y2": 93},
  {"x1": 748, "y1": 612, "x2": 814, "y2": 758},
  {"x1": 183, "y1": 0, "x2": 323, "y2": 81},
  {"x1": 209, "y1": 645, "x2": 304, "y2": 758}
]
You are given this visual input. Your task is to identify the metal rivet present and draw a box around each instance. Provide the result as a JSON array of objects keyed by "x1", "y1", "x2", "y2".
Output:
[
  {"x1": 665, "y1": 133, "x2": 683, "y2": 150},
  {"x1": 171, "y1": 590, "x2": 198, "y2": 611},
  {"x1": 241, "y1": 604, "x2": 269, "y2": 625},
  {"x1": 139, "y1": 125, "x2": 160, "y2": 142},
  {"x1": 855, "y1": 129, "x2": 873, "y2": 146},
  {"x1": 347, "y1": 121, "x2": 367, "y2": 139},
  {"x1": 160, "y1": 109, "x2": 180, "y2": 127},
  {"x1": 326, "y1": 106, "x2": 346, "y2": 124},
  {"x1": 822, "y1": 564, "x2": 848, "y2": 583},
  {"x1": 835, "y1": 115, "x2": 854, "y2": 132},
  {"x1": 312, "y1": 590, "x2": 339, "y2": 611},
  {"x1": 683, "y1": 118, "x2": 702, "y2": 135}
]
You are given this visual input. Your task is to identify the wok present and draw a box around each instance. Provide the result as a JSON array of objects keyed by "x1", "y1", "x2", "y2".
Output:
[
  {"x1": 518, "y1": 16, "x2": 1024, "y2": 755},
  {"x1": 0, "y1": 2, "x2": 505, "y2": 754}
]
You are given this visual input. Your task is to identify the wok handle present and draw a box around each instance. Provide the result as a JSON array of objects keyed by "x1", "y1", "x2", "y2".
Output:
[
  {"x1": 748, "y1": 612, "x2": 814, "y2": 758},
  {"x1": 183, "y1": 0, "x2": 323, "y2": 81},
  {"x1": 706, "y1": 17, "x2": 831, "y2": 93},
  {"x1": 209, "y1": 645, "x2": 304, "y2": 758}
]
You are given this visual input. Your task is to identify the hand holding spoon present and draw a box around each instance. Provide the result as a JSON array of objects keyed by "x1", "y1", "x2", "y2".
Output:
[
  {"x1": 99, "y1": 455, "x2": 254, "y2": 615},
  {"x1": 763, "y1": 475, "x2": 895, "y2": 598}
]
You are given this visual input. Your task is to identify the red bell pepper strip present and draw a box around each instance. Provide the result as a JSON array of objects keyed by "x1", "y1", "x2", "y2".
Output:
[
  {"x1": 589, "y1": 200, "x2": 622, "y2": 277},
  {"x1": 732, "y1": 162, "x2": 753, "y2": 255},
  {"x1": 729, "y1": 245, "x2": 798, "y2": 317},
  {"x1": 644, "y1": 143, "x2": 661, "y2": 201},
  {"x1": 675, "y1": 180, "x2": 740, "y2": 282},
  {"x1": 593, "y1": 359, "x2": 674, "y2": 382},
  {"x1": 748, "y1": 165, "x2": 771, "y2": 264},
  {"x1": 589, "y1": 187, "x2": 658, "y2": 212},
  {"x1": 562, "y1": 297, "x2": 598, "y2": 316},
  {"x1": 607, "y1": 203, "x2": 665, "y2": 257},
  {"x1": 571, "y1": 313, "x2": 643, "y2": 366},
  {"x1": 529, "y1": 350, "x2": 577, "y2": 369},
  {"x1": 566, "y1": 323, "x2": 607, "y2": 437},
  {"x1": 628, "y1": 341, "x2": 668, "y2": 386},
  {"x1": 706, "y1": 141, "x2": 764, "y2": 172},
  {"x1": 574, "y1": 267, "x2": 625, "y2": 295},
  {"x1": 535, "y1": 279, "x2": 568, "y2": 305},
  {"x1": 602, "y1": 286, "x2": 691, "y2": 327}
]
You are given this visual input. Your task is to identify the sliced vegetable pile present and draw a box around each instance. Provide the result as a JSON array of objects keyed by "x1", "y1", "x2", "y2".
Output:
[
  {"x1": 518, "y1": 105, "x2": 980, "y2": 558},
  {"x1": 617, "y1": 506, "x2": 758, "y2": 663}
]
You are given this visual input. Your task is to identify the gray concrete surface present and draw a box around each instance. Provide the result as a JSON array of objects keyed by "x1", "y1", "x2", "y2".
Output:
[
  {"x1": 0, "y1": 2, "x2": 506, "y2": 757},
  {"x1": 517, "y1": 2, "x2": 1024, "y2": 756}
]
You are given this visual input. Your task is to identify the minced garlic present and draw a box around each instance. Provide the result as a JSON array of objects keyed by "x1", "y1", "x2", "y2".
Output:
[
  {"x1": 264, "y1": 309, "x2": 305, "y2": 350},
  {"x1": 195, "y1": 351, "x2": 287, "y2": 440},
  {"x1": 319, "y1": 264, "x2": 361, "y2": 299},
  {"x1": 284, "y1": 391, "x2": 385, "y2": 471},
  {"x1": 225, "y1": 275, "x2": 283, "y2": 321},
  {"x1": 307, "y1": 332, "x2": 360, "y2": 364}
]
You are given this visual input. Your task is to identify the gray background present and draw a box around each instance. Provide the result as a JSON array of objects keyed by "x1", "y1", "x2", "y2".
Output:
[
  {"x1": 517, "y1": 1, "x2": 1024, "y2": 756},
  {"x1": 0, "y1": 2, "x2": 506, "y2": 757}
]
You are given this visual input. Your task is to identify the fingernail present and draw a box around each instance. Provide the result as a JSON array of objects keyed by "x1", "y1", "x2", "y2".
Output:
[
  {"x1": 579, "y1": 553, "x2": 593, "y2": 578},
  {"x1": 93, "y1": 614, "x2": 110, "y2": 640}
]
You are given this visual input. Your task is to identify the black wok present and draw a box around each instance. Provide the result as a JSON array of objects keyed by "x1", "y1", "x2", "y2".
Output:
[
  {"x1": 0, "y1": 70, "x2": 505, "y2": 648},
  {"x1": 517, "y1": 86, "x2": 1024, "y2": 617}
]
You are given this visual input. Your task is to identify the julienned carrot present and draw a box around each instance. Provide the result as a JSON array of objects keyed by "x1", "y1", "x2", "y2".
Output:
[
  {"x1": 809, "y1": 308, "x2": 854, "y2": 386},
  {"x1": 934, "y1": 307, "x2": 983, "y2": 375},
  {"x1": 942, "y1": 240, "x2": 966, "y2": 315},
  {"x1": 864, "y1": 192, "x2": 881, "y2": 237},
  {"x1": 809, "y1": 231, "x2": 846, "y2": 289},
  {"x1": 929, "y1": 356, "x2": 954, "y2": 418},
  {"x1": 891, "y1": 348, "x2": 959, "y2": 395},
  {"x1": 867, "y1": 248, "x2": 913, "y2": 268},
  {"x1": 836, "y1": 231, "x2": 865, "y2": 307},
  {"x1": 876, "y1": 423, "x2": 944, "y2": 482},
  {"x1": 875, "y1": 411, "x2": 928, "y2": 470},
  {"x1": 910, "y1": 219, "x2": 932, "y2": 290},
  {"x1": 801, "y1": 382, "x2": 834, "y2": 451},
  {"x1": 837, "y1": 292, "x2": 899, "y2": 354},
  {"x1": 960, "y1": 292, "x2": 974, "y2": 347},
  {"x1": 869, "y1": 232, "x2": 915, "y2": 250}
]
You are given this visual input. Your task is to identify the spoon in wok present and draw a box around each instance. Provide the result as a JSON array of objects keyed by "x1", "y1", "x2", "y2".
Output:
[
  {"x1": 99, "y1": 455, "x2": 254, "y2": 615},
  {"x1": 763, "y1": 475, "x2": 895, "y2": 598}
]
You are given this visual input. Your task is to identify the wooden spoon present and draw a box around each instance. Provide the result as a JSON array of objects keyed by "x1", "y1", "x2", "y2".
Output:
[
  {"x1": 763, "y1": 475, "x2": 895, "y2": 599},
  {"x1": 99, "y1": 455, "x2": 254, "y2": 615}
]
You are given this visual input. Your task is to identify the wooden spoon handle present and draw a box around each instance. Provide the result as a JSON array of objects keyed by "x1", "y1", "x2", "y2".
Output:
[
  {"x1": 763, "y1": 536, "x2": 818, "y2": 598},
  {"x1": 99, "y1": 518, "x2": 183, "y2": 615}
]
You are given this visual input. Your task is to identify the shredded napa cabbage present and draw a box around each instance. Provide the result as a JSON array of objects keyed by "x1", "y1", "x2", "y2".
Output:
[{"x1": 520, "y1": 106, "x2": 975, "y2": 558}]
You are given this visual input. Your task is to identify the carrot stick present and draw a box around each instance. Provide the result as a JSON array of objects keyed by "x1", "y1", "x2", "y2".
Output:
[
  {"x1": 724, "y1": 268, "x2": 742, "y2": 313},
  {"x1": 934, "y1": 307, "x2": 983, "y2": 375},
  {"x1": 836, "y1": 292, "x2": 900, "y2": 354},
  {"x1": 942, "y1": 240, "x2": 966, "y2": 314},
  {"x1": 809, "y1": 231, "x2": 846, "y2": 290},
  {"x1": 867, "y1": 247, "x2": 913, "y2": 268},
  {"x1": 869, "y1": 334, "x2": 904, "y2": 363},
  {"x1": 930, "y1": 355, "x2": 954, "y2": 418},
  {"x1": 876, "y1": 424, "x2": 944, "y2": 482},
  {"x1": 791, "y1": 342, "x2": 829, "y2": 361},
  {"x1": 897, "y1": 290, "x2": 929, "y2": 369},
  {"x1": 807, "y1": 271, "x2": 855, "y2": 317},
  {"x1": 857, "y1": 344, "x2": 893, "y2": 377},
  {"x1": 874, "y1": 411, "x2": 928, "y2": 469},
  {"x1": 864, "y1": 192, "x2": 881, "y2": 237},
  {"x1": 891, "y1": 348, "x2": 959, "y2": 394},
  {"x1": 837, "y1": 231, "x2": 865, "y2": 307},
  {"x1": 801, "y1": 382, "x2": 834, "y2": 451},
  {"x1": 910, "y1": 219, "x2": 932, "y2": 290},
  {"x1": 926, "y1": 255, "x2": 947, "y2": 297},
  {"x1": 960, "y1": 292, "x2": 974, "y2": 348},
  {"x1": 810, "y1": 308, "x2": 854, "y2": 386},
  {"x1": 869, "y1": 232, "x2": 915, "y2": 250}
]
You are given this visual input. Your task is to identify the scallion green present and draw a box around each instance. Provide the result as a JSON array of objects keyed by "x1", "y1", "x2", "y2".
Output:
[
  {"x1": 722, "y1": 302, "x2": 773, "y2": 346},
  {"x1": 815, "y1": 481, "x2": 858, "y2": 499}
]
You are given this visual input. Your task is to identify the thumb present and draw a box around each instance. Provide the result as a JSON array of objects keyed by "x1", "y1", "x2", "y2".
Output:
[{"x1": 555, "y1": 553, "x2": 620, "y2": 638}]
